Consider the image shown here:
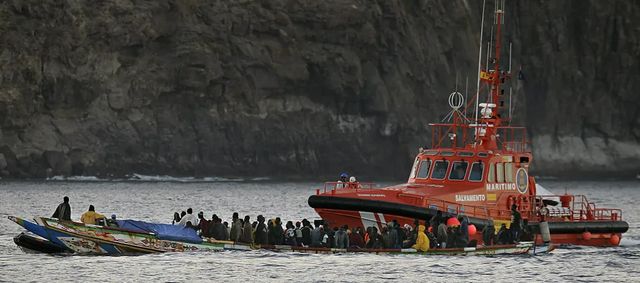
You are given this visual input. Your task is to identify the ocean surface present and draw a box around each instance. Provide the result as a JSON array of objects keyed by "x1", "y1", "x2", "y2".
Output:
[{"x1": 0, "y1": 179, "x2": 638, "y2": 282}]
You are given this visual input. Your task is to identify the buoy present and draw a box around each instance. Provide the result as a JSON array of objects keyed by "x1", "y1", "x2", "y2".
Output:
[
  {"x1": 610, "y1": 234, "x2": 620, "y2": 246},
  {"x1": 582, "y1": 231, "x2": 592, "y2": 240},
  {"x1": 468, "y1": 224, "x2": 477, "y2": 235},
  {"x1": 447, "y1": 217, "x2": 460, "y2": 227}
]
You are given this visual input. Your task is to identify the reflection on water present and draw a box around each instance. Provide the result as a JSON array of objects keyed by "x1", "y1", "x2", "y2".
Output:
[{"x1": 0, "y1": 180, "x2": 638, "y2": 282}]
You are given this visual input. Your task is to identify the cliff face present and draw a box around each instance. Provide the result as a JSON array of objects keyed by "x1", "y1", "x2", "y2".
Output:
[{"x1": 0, "y1": 0, "x2": 638, "y2": 179}]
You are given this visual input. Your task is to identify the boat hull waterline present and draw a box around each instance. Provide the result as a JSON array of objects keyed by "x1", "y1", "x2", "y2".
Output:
[
  {"x1": 311, "y1": 200, "x2": 627, "y2": 247},
  {"x1": 8, "y1": 216, "x2": 551, "y2": 256}
]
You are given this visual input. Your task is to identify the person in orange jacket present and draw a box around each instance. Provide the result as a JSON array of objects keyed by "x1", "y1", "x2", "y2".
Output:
[{"x1": 412, "y1": 224, "x2": 430, "y2": 252}]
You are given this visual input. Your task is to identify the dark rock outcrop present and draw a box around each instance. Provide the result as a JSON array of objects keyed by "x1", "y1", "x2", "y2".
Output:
[{"x1": 0, "y1": 0, "x2": 638, "y2": 179}]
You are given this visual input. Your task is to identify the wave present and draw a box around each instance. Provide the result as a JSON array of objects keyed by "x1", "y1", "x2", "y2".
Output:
[{"x1": 46, "y1": 174, "x2": 270, "y2": 183}]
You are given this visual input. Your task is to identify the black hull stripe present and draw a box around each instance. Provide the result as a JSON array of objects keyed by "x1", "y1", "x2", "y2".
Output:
[{"x1": 308, "y1": 195, "x2": 629, "y2": 234}]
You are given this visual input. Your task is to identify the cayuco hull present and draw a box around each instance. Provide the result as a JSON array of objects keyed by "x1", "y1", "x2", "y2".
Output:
[{"x1": 8, "y1": 216, "x2": 551, "y2": 256}]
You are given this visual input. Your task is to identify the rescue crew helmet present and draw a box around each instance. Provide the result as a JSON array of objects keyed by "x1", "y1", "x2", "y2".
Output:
[{"x1": 340, "y1": 172, "x2": 348, "y2": 178}]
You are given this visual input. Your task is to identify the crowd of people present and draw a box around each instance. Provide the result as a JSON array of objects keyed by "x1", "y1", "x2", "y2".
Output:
[
  {"x1": 51, "y1": 196, "x2": 528, "y2": 251},
  {"x1": 170, "y1": 204, "x2": 528, "y2": 251}
]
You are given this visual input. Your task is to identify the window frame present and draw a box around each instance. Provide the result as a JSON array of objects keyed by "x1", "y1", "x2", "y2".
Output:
[
  {"x1": 504, "y1": 162, "x2": 514, "y2": 183},
  {"x1": 487, "y1": 163, "x2": 495, "y2": 183},
  {"x1": 409, "y1": 157, "x2": 420, "y2": 179},
  {"x1": 416, "y1": 159, "x2": 432, "y2": 179},
  {"x1": 448, "y1": 161, "x2": 469, "y2": 181},
  {"x1": 468, "y1": 162, "x2": 484, "y2": 182},
  {"x1": 496, "y1": 162, "x2": 505, "y2": 183},
  {"x1": 430, "y1": 160, "x2": 450, "y2": 180}
]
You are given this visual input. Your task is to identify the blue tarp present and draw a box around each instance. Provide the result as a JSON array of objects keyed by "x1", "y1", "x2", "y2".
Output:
[{"x1": 116, "y1": 220, "x2": 203, "y2": 244}]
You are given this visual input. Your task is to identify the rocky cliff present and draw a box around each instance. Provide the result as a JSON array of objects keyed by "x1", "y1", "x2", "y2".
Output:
[{"x1": 0, "y1": 0, "x2": 638, "y2": 179}]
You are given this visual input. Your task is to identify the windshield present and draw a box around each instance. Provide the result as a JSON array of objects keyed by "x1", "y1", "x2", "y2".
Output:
[{"x1": 431, "y1": 160, "x2": 449, "y2": 180}]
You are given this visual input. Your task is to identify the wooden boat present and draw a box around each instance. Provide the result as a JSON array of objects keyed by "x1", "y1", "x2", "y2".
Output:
[{"x1": 9, "y1": 216, "x2": 552, "y2": 256}]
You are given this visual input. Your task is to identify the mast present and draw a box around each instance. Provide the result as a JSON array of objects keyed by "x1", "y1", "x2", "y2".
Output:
[
  {"x1": 474, "y1": 0, "x2": 487, "y2": 135},
  {"x1": 474, "y1": 0, "x2": 509, "y2": 150}
]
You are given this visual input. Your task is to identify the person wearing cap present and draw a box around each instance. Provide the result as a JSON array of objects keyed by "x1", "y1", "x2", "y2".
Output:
[
  {"x1": 106, "y1": 214, "x2": 119, "y2": 228},
  {"x1": 348, "y1": 176, "x2": 360, "y2": 189},
  {"x1": 336, "y1": 173, "x2": 349, "y2": 189},
  {"x1": 80, "y1": 205, "x2": 106, "y2": 225}
]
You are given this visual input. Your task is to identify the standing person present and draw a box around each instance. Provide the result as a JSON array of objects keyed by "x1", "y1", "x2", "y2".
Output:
[
  {"x1": 267, "y1": 219, "x2": 276, "y2": 245},
  {"x1": 388, "y1": 221, "x2": 400, "y2": 249},
  {"x1": 510, "y1": 204, "x2": 522, "y2": 243},
  {"x1": 482, "y1": 219, "x2": 496, "y2": 246},
  {"x1": 349, "y1": 227, "x2": 365, "y2": 248},
  {"x1": 437, "y1": 222, "x2": 448, "y2": 248},
  {"x1": 271, "y1": 218, "x2": 285, "y2": 245},
  {"x1": 458, "y1": 215, "x2": 469, "y2": 243},
  {"x1": 240, "y1": 215, "x2": 253, "y2": 244},
  {"x1": 52, "y1": 196, "x2": 72, "y2": 221},
  {"x1": 294, "y1": 221, "x2": 303, "y2": 246},
  {"x1": 334, "y1": 225, "x2": 350, "y2": 249},
  {"x1": 197, "y1": 212, "x2": 210, "y2": 237},
  {"x1": 311, "y1": 225, "x2": 324, "y2": 247},
  {"x1": 429, "y1": 211, "x2": 442, "y2": 231},
  {"x1": 172, "y1": 212, "x2": 181, "y2": 225},
  {"x1": 254, "y1": 215, "x2": 268, "y2": 245},
  {"x1": 284, "y1": 221, "x2": 297, "y2": 246},
  {"x1": 80, "y1": 205, "x2": 106, "y2": 225},
  {"x1": 301, "y1": 219, "x2": 313, "y2": 247},
  {"x1": 230, "y1": 212, "x2": 242, "y2": 242},
  {"x1": 209, "y1": 215, "x2": 228, "y2": 240},
  {"x1": 178, "y1": 208, "x2": 199, "y2": 228},
  {"x1": 336, "y1": 173, "x2": 349, "y2": 188}
]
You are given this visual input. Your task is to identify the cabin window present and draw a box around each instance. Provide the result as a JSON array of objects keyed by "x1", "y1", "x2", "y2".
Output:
[
  {"x1": 457, "y1": 151, "x2": 474, "y2": 157},
  {"x1": 504, "y1": 163, "x2": 514, "y2": 182},
  {"x1": 440, "y1": 151, "x2": 455, "y2": 156},
  {"x1": 496, "y1": 163, "x2": 505, "y2": 183},
  {"x1": 469, "y1": 162, "x2": 484, "y2": 182},
  {"x1": 409, "y1": 158, "x2": 420, "y2": 179},
  {"x1": 416, "y1": 160, "x2": 432, "y2": 179},
  {"x1": 423, "y1": 150, "x2": 438, "y2": 156},
  {"x1": 488, "y1": 163, "x2": 495, "y2": 182},
  {"x1": 478, "y1": 152, "x2": 488, "y2": 157},
  {"x1": 448, "y1": 161, "x2": 468, "y2": 181},
  {"x1": 431, "y1": 160, "x2": 449, "y2": 180}
]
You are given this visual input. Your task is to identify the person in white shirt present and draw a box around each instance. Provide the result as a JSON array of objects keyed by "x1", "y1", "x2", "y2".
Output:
[
  {"x1": 336, "y1": 173, "x2": 348, "y2": 189},
  {"x1": 178, "y1": 208, "x2": 199, "y2": 228}
]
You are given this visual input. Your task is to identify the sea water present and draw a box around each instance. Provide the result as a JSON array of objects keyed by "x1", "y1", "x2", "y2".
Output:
[{"x1": 0, "y1": 180, "x2": 638, "y2": 282}]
